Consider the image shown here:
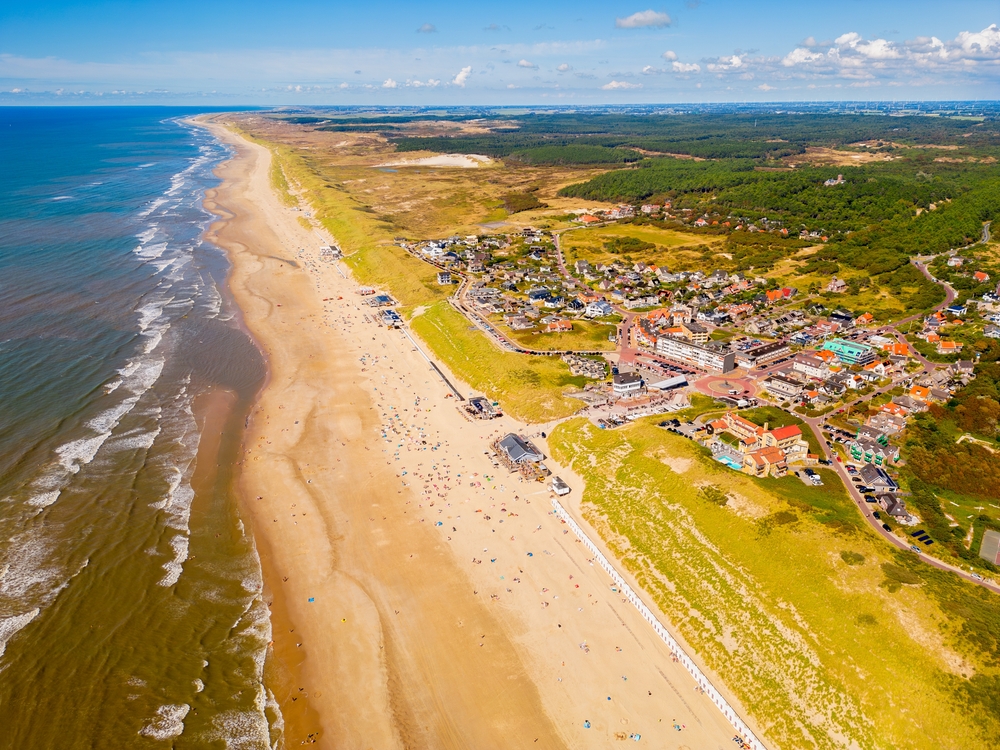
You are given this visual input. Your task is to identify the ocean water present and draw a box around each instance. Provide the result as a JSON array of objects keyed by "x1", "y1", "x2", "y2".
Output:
[{"x1": 0, "y1": 108, "x2": 275, "y2": 748}]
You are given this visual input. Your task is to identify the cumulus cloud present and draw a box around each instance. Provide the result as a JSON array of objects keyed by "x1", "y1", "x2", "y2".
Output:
[
  {"x1": 956, "y1": 23, "x2": 1000, "y2": 56},
  {"x1": 756, "y1": 83, "x2": 774, "y2": 91},
  {"x1": 557, "y1": 63, "x2": 571, "y2": 72},
  {"x1": 662, "y1": 50, "x2": 678, "y2": 61},
  {"x1": 408, "y1": 78, "x2": 440, "y2": 88},
  {"x1": 602, "y1": 80, "x2": 642, "y2": 89},
  {"x1": 782, "y1": 47, "x2": 824, "y2": 67},
  {"x1": 615, "y1": 10, "x2": 672, "y2": 29},
  {"x1": 642, "y1": 65, "x2": 666, "y2": 75},
  {"x1": 707, "y1": 55, "x2": 743, "y2": 72},
  {"x1": 518, "y1": 59, "x2": 538, "y2": 69},
  {"x1": 382, "y1": 78, "x2": 397, "y2": 88},
  {"x1": 507, "y1": 83, "x2": 519, "y2": 89},
  {"x1": 452, "y1": 65, "x2": 472, "y2": 87},
  {"x1": 672, "y1": 61, "x2": 701, "y2": 73},
  {"x1": 416, "y1": 23, "x2": 437, "y2": 33}
]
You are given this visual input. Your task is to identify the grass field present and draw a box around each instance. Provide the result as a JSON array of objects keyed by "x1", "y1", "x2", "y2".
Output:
[
  {"x1": 409, "y1": 302, "x2": 587, "y2": 422},
  {"x1": 507, "y1": 320, "x2": 617, "y2": 352},
  {"x1": 549, "y1": 417, "x2": 1000, "y2": 750},
  {"x1": 560, "y1": 224, "x2": 723, "y2": 269}
]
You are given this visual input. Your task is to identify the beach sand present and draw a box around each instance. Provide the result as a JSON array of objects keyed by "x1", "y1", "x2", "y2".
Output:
[{"x1": 199, "y1": 120, "x2": 745, "y2": 750}]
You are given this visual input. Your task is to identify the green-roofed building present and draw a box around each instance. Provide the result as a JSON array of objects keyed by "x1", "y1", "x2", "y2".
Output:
[{"x1": 822, "y1": 338, "x2": 876, "y2": 365}]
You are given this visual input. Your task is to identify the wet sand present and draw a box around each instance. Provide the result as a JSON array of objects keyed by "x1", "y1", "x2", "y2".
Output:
[{"x1": 198, "y1": 118, "x2": 744, "y2": 750}]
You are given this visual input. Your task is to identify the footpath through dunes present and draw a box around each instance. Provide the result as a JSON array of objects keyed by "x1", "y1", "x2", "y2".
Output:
[{"x1": 199, "y1": 119, "x2": 746, "y2": 750}]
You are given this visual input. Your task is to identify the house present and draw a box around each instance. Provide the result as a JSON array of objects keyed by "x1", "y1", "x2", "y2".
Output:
[
  {"x1": 867, "y1": 411, "x2": 907, "y2": 435},
  {"x1": 947, "y1": 256, "x2": 964, "y2": 267},
  {"x1": 723, "y1": 412, "x2": 765, "y2": 449},
  {"x1": 612, "y1": 372, "x2": 643, "y2": 396},
  {"x1": 577, "y1": 214, "x2": 601, "y2": 225},
  {"x1": 546, "y1": 319, "x2": 573, "y2": 333},
  {"x1": 679, "y1": 320, "x2": 709, "y2": 344},
  {"x1": 876, "y1": 493, "x2": 908, "y2": 518},
  {"x1": 507, "y1": 315, "x2": 534, "y2": 330},
  {"x1": 847, "y1": 438, "x2": 899, "y2": 467},
  {"x1": 891, "y1": 395, "x2": 928, "y2": 414},
  {"x1": 736, "y1": 340, "x2": 790, "y2": 369},
  {"x1": 584, "y1": 300, "x2": 614, "y2": 319},
  {"x1": 860, "y1": 464, "x2": 898, "y2": 491},
  {"x1": 792, "y1": 354, "x2": 830, "y2": 380},
  {"x1": 436, "y1": 271, "x2": 454, "y2": 285},
  {"x1": 826, "y1": 277, "x2": 848, "y2": 293},
  {"x1": 496, "y1": 433, "x2": 544, "y2": 464},
  {"x1": 975, "y1": 271, "x2": 991, "y2": 283},
  {"x1": 743, "y1": 446, "x2": 788, "y2": 478},
  {"x1": 762, "y1": 375, "x2": 803, "y2": 400},
  {"x1": 822, "y1": 339, "x2": 877, "y2": 365},
  {"x1": 985, "y1": 325, "x2": 1000, "y2": 339},
  {"x1": 762, "y1": 424, "x2": 808, "y2": 460},
  {"x1": 854, "y1": 312, "x2": 875, "y2": 327},
  {"x1": 937, "y1": 340, "x2": 963, "y2": 355}
]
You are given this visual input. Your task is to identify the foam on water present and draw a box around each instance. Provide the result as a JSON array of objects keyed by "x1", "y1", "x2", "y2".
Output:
[
  {"x1": 139, "y1": 704, "x2": 190, "y2": 740},
  {"x1": 0, "y1": 609, "x2": 40, "y2": 660}
]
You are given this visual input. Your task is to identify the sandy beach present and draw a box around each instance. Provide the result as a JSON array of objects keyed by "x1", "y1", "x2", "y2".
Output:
[{"x1": 198, "y1": 119, "x2": 745, "y2": 750}]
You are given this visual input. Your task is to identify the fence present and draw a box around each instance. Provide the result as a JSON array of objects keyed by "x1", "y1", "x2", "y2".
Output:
[{"x1": 550, "y1": 497, "x2": 766, "y2": 750}]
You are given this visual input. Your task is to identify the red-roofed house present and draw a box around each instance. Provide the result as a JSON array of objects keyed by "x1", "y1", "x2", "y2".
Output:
[{"x1": 975, "y1": 271, "x2": 991, "y2": 283}]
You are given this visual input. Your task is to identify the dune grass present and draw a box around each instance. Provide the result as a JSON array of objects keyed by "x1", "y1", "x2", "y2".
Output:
[
  {"x1": 549, "y1": 416, "x2": 1000, "y2": 750},
  {"x1": 507, "y1": 320, "x2": 617, "y2": 352},
  {"x1": 410, "y1": 302, "x2": 586, "y2": 423}
]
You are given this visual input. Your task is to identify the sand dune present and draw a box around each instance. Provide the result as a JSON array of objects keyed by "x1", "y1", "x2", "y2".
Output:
[{"x1": 377, "y1": 154, "x2": 492, "y2": 168}]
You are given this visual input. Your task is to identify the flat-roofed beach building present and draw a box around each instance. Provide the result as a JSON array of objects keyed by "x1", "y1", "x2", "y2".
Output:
[
  {"x1": 655, "y1": 337, "x2": 736, "y2": 373},
  {"x1": 822, "y1": 338, "x2": 876, "y2": 366}
]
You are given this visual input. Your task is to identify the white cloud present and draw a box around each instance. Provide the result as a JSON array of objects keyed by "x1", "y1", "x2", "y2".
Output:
[
  {"x1": 955, "y1": 24, "x2": 1000, "y2": 56},
  {"x1": 338, "y1": 82, "x2": 349, "y2": 89},
  {"x1": 707, "y1": 55, "x2": 743, "y2": 72},
  {"x1": 757, "y1": 83, "x2": 774, "y2": 91},
  {"x1": 416, "y1": 23, "x2": 437, "y2": 33},
  {"x1": 602, "y1": 80, "x2": 642, "y2": 89},
  {"x1": 856, "y1": 38, "x2": 899, "y2": 59},
  {"x1": 518, "y1": 59, "x2": 538, "y2": 69},
  {"x1": 642, "y1": 65, "x2": 666, "y2": 75},
  {"x1": 835, "y1": 32, "x2": 862, "y2": 48},
  {"x1": 661, "y1": 50, "x2": 678, "y2": 61},
  {"x1": 672, "y1": 61, "x2": 701, "y2": 73},
  {"x1": 452, "y1": 65, "x2": 472, "y2": 87},
  {"x1": 782, "y1": 47, "x2": 824, "y2": 67},
  {"x1": 408, "y1": 78, "x2": 440, "y2": 88},
  {"x1": 382, "y1": 78, "x2": 397, "y2": 88},
  {"x1": 507, "y1": 83, "x2": 519, "y2": 89},
  {"x1": 557, "y1": 63, "x2": 571, "y2": 72},
  {"x1": 615, "y1": 10, "x2": 672, "y2": 29}
]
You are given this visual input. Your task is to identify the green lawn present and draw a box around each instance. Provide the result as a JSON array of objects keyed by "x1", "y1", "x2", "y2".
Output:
[
  {"x1": 549, "y1": 417, "x2": 1000, "y2": 750},
  {"x1": 740, "y1": 406, "x2": 823, "y2": 455},
  {"x1": 409, "y1": 301, "x2": 587, "y2": 422}
]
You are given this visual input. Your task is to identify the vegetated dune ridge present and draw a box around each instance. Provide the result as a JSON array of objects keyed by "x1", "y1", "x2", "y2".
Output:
[{"x1": 196, "y1": 118, "x2": 745, "y2": 750}]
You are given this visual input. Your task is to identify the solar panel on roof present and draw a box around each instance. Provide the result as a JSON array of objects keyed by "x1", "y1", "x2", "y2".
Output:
[{"x1": 922, "y1": 539, "x2": 934, "y2": 545}]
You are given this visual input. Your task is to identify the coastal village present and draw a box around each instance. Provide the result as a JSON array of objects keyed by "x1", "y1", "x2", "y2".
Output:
[{"x1": 362, "y1": 203, "x2": 999, "y2": 553}]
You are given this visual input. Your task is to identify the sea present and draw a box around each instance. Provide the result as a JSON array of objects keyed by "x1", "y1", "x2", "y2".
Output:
[{"x1": 0, "y1": 107, "x2": 278, "y2": 748}]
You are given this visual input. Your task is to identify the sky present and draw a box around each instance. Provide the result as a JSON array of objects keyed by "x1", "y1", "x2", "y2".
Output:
[{"x1": 0, "y1": 0, "x2": 998, "y2": 104}]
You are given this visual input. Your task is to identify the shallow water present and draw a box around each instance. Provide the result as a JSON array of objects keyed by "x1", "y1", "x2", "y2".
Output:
[{"x1": 0, "y1": 107, "x2": 276, "y2": 748}]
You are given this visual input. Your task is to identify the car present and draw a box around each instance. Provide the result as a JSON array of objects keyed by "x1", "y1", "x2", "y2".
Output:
[
  {"x1": 864, "y1": 495, "x2": 877, "y2": 503},
  {"x1": 910, "y1": 545, "x2": 922, "y2": 553},
  {"x1": 873, "y1": 511, "x2": 881, "y2": 519},
  {"x1": 971, "y1": 573, "x2": 984, "y2": 581},
  {"x1": 882, "y1": 523, "x2": 892, "y2": 531},
  {"x1": 851, "y1": 477, "x2": 863, "y2": 483}
]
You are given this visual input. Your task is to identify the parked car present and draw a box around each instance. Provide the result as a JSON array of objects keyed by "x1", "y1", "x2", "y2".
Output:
[
  {"x1": 873, "y1": 511, "x2": 881, "y2": 519},
  {"x1": 882, "y1": 523, "x2": 892, "y2": 531}
]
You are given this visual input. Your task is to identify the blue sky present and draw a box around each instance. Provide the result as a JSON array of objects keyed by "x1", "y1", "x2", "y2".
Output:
[{"x1": 1, "y1": 1, "x2": 998, "y2": 103}]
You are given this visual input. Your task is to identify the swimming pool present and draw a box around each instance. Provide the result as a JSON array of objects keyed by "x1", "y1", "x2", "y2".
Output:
[{"x1": 716, "y1": 455, "x2": 743, "y2": 471}]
